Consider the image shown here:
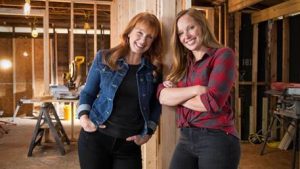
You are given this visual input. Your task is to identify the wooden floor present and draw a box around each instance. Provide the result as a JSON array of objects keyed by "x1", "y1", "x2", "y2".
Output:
[{"x1": 0, "y1": 117, "x2": 298, "y2": 169}]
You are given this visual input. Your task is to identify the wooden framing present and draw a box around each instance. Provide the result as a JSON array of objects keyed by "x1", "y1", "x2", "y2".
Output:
[
  {"x1": 251, "y1": 0, "x2": 300, "y2": 24},
  {"x1": 0, "y1": 7, "x2": 50, "y2": 94},
  {"x1": 228, "y1": 0, "x2": 262, "y2": 13}
]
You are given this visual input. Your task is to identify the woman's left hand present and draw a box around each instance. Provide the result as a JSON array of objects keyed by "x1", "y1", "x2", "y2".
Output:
[{"x1": 126, "y1": 134, "x2": 152, "y2": 145}]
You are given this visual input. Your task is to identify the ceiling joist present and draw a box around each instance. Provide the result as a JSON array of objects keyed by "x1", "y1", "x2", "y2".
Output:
[
  {"x1": 251, "y1": 0, "x2": 300, "y2": 24},
  {"x1": 31, "y1": 0, "x2": 112, "y2": 5},
  {"x1": 228, "y1": 0, "x2": 263, "y2": 13},
  {"x1": 0, "y1": 7, "x2": 45, "y2": 17}
]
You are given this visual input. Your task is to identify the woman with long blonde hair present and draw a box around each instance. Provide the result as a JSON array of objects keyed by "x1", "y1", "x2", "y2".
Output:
[{"x1": 158, "y1": 8, "x2": 240, "y2": 169}]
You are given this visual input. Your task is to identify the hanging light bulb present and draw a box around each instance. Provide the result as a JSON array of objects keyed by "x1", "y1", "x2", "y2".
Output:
[
  {"x1": 31, "y1": 28, "x2": 38, "y2": 38},
  {"x1": 23, "y1": 51, "x2": 29, "y2": 57},
  {"x1": 83, "y1": 11, "x2": 90, "y2": 30},
  {"x1": 83, "y1": 22, "x2": 90, "y2": 30},
  {"x1": 31, "y1": 17, "x2": 38, "y2": 38},
  {"x1": 0, "y1": 59, "x2": 12, "y2": 70},
  {"x1": 24, "y1": 0, "x2": 31, "y2": 15}
]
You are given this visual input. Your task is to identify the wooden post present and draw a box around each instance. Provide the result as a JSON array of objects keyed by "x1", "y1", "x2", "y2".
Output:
[{"x1": 158, "y1": 1, "x2": 177, "y2": 169}]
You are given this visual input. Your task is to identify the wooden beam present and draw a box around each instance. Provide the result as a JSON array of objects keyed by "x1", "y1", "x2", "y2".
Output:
[
  {"x1": 228, "y1": 0, "x2": 262, "y2": 13},
  {"x1": 31, "y1": 0, "x2": 112, "y2": 5},
  {"x1": 0, "y1": 8, "x2": 44, "y2": 16},
  {"x1": 251, "y1": 0, "x2": 300, "y2": 24}
]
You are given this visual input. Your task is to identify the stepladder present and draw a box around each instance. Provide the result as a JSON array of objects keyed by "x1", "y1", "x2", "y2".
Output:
[{"x1": 27, "y1": 102, "x2": 70, "y2": 156}]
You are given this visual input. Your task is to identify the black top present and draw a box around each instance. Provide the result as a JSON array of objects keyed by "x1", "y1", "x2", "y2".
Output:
[{"x1": 99, "y1": 64, "x2": 144, "y2": 138}]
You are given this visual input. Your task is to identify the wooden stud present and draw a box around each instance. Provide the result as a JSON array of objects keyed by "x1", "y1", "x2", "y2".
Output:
[
  {"x1": 234, "y1": 12, "x2": 241, "y2": 136},
  {"x1": 94, "y1": 3, "x2": 97, "y2": 56},
  {"x1": 262, "y1": 97, "x2": 268, "y2": 133},
  {"x1": 251, "y1": 23, "x2": 258, "y2": 134},
  {"x1": 69, "y1": 1, "x2": 74, "y2": 63},
  {"x1": 269, "y1": 21, "x2": 278, "y2": 138},
  {"x1": 43, "y1": 0, "x2": 50, "y2": 94},
  {"x1": 282, "y1": 17, "x2": 290, "y2": 82},
  {"x1": 110, "y1": 0, "x2": 118, "y2": 47}
]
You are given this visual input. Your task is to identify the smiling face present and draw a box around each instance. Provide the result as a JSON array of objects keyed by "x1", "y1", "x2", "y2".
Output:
[
  {"x1": 177, "y1": 14, "x2": 203, "y2": 52},
  {"x1": 128, "y1": 23, "x2": 155, "y2": 56}
]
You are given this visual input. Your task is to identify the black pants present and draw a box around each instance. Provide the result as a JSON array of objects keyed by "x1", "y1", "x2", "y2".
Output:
[
  {"x1": 78, "y1": 129, "x2": 142, "y2": 169},
  {"x1": 170, "y1": 128, "x2": 240, "y2": 169}
]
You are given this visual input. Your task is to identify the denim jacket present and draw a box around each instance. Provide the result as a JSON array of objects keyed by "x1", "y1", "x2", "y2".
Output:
[{"x1": 77, "y1": 50, "x2": 162, "y2": 135}]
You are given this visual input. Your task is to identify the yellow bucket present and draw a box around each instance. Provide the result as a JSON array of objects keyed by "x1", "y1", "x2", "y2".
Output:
[{"x1": 64, "y1": 104, "x2": 72, "y2": 120}]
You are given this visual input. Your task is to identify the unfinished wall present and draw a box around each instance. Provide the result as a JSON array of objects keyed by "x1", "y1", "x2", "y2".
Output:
[{"x1": 0, "y1": 38, "x2": 13, "y2": 116}]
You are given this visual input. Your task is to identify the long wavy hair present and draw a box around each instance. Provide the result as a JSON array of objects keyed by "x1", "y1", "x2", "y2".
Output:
[
  {"x1": 167, "y1": 8, "x2": 222, "y2": 82},
  {"x1": 104, "y1": 12, "x2": 163, "y2": 77}
]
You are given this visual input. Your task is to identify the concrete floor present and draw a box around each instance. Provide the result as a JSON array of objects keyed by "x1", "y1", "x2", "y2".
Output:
[{"x1": 0, "y1": 117, "x2": 298, "y2": 169}]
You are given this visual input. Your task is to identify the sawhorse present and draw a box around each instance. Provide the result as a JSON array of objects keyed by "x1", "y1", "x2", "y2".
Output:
[
  {"x1": 260, "y1": 110, "x2": 299, "y2": 169},
  {"x1": 27, "y1": 102, "x2": 70, "y2": 156}
]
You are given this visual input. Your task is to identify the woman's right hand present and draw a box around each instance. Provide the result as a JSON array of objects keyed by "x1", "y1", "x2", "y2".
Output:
[
  {"x1": 79, "y1": 115, "x2": 97, "y2": 132},
  {"x1": 163, "y1": 80, "x2": 175, "y2": 88}
]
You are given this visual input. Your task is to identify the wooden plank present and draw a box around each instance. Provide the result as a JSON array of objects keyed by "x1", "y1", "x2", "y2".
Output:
[
  {"x1": 282, "y1": 17, "x2": 289, "y2": 82},
  {"x1": 251, "y1": 0, "x2": 300, "y2": 24},
  {"x1": 234, "y1": 12, "x2": 241, "y2": 136},
  {"x1": 228, "y1": 0, "x2": 262, "y2": 13},
  {"x1": 251, "y1": 24, "x2": 258, "y2": 134}
]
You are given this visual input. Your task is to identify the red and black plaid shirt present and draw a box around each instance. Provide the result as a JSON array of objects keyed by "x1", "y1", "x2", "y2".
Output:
[{"x1": 158, "y1": 47, "x2": 238, "y2": 138}]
